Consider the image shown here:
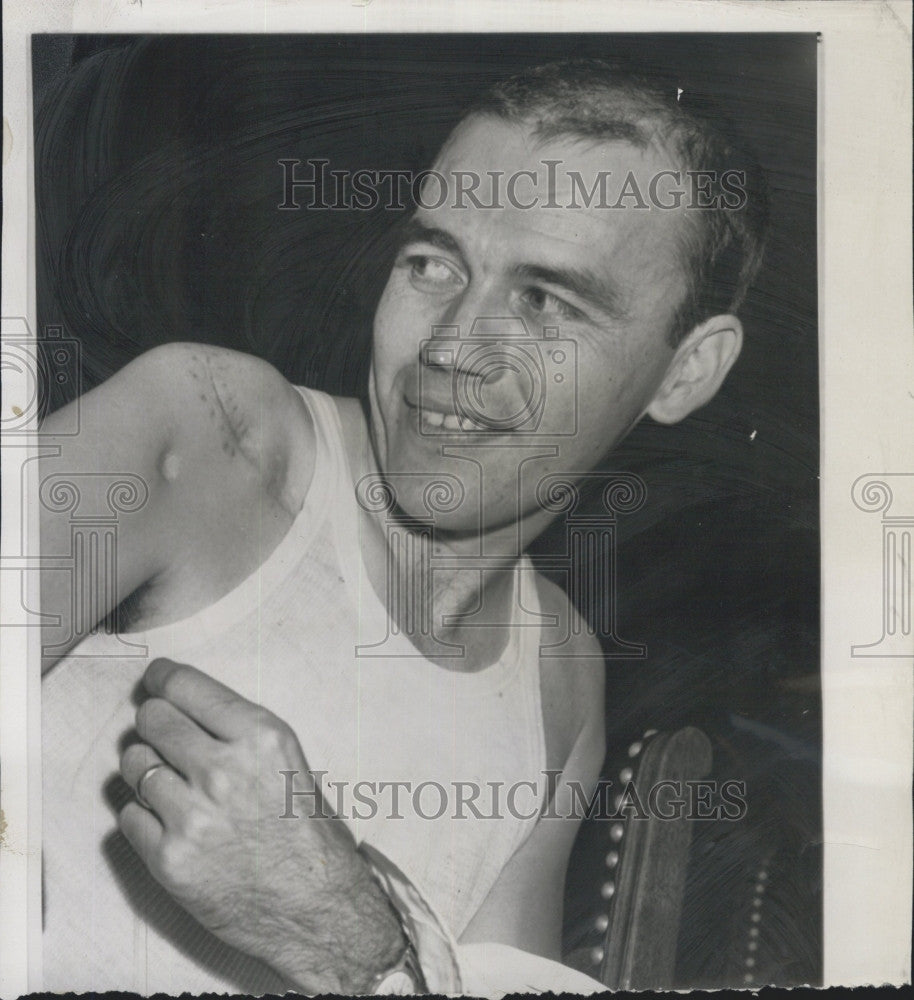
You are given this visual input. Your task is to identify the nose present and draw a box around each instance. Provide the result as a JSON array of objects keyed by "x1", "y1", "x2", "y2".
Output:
[
  {"x1": 435, "y1": 330, "x2": 532, "y2": 393},
  {"x1": 430, "y1": 281, "x2": 519, "y2": 345}
]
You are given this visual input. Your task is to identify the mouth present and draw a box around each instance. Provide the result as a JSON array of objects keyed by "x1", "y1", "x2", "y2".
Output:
[{"x1": 404, "y1": 398, "x2": 494, "y2": 434}]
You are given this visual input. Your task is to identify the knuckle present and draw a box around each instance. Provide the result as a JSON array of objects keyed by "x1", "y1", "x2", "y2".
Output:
[
  {"x1": 241, "y1": 700, "x2": 270, "y2": 726},
  {"x1": 156, "y1": 837, "x2": 193, "y2": 888},
  {"x1": 202, "y1": 765, "x2": 232, "y2": 802},
  {"x1": 180, "y1": 806, "x2": 213, "y2": 843},
  {"x1": 258, "y1": 721, "x2": 294, "y2": 758}
]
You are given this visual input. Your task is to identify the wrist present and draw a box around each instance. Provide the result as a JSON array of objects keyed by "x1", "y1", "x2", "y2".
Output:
[
  {"x1": 270, "y1": 856, "x2": 408, "y2": 995},
  {"x1": 338, "y1": 864, "x2": 411, "y2": 994},
  {"x1": 358, "y1": 842, "x2": 462, "y2": 995}
]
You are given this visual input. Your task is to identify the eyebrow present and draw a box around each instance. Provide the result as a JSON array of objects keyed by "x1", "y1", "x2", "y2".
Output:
[
  {"x1": 512, "y1": 262, "x2": 629, "y2": 321},
  {"x1": 396, "y1": 218, "x2": 465, "y2": 260}
]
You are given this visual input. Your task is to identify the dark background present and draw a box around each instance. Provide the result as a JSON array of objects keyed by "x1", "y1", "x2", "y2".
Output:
[{"x1": 33, "y1": 33, "x2": 820, "y2": 987}]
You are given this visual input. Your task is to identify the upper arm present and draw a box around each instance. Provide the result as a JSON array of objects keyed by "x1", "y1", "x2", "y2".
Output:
[
  {"x1": 38, "y1": 342, "x2": 305, "y2": 666},
  {"x1": 459, "y1": 613, "x2": 606, "y2": 959}
]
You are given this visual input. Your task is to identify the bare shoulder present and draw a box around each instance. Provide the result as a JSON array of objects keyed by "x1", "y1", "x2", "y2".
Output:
[
  {"x1": 38, "y1": 344, "x2": 318, "y2": 665},
  {"x1": 103, "y1": 342, "x2": 314, "y2": 512},
  {"x1": 533, "y1": 571, "x2": 606, "y2": 776},
  {"x1": 126, "y1": 342, "x2": 303, "y2": 450}
]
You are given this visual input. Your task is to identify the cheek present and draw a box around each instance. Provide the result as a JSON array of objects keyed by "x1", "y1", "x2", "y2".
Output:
[
  {"x1": 577, "y1": 338, "x2": 671, "y2": 430},
  {"x1": 372, "y1": 280, "x2": 425, "y2": 373},
  {"x1": 371, "y1": 285, "x2": 404, "y2": 381}
]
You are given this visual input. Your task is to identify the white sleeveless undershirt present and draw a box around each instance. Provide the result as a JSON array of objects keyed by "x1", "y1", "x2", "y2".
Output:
[{"x1": 42, "y1": 387, "x2": 549, "y2": 994}]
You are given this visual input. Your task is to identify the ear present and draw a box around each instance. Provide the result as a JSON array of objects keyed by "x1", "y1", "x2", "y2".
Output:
[{"x1": 645, "y1": 314, "x2": 743, "y2": 425}]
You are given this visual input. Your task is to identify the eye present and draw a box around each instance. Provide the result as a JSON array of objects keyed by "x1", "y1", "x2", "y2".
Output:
[
  {"x1": 400, "y1": 253, "x2": 465, "y2": 292},
  {"x1": 519, "y1": 286, "x2": 585, "y2": 322}
]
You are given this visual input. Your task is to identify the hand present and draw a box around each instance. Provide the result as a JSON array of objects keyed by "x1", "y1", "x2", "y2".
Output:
[{"x1": 118, "y1": 658, "x2": 406, "y2": 994}]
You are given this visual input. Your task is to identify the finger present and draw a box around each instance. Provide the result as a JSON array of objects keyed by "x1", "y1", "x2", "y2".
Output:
[
  {"x1": 143, "y1": 658, "x2": 264, "y2": 740},
  {"x1": 135, "y1": 696, "x2": 218, "y2": 781},
  {"x1": 120, "y1": 740, "x2": 166, "y2": 789},
  {"x1": 118, "y1": 800, "x2": 164, "y2": 862},
  {"x1": 120, "y1": 742, "x2": 194, "y2": 827}
]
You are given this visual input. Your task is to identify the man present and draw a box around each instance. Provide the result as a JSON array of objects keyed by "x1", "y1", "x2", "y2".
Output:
[{"x1": 39, "y1": 59, "x2": 766, "y2": 994}]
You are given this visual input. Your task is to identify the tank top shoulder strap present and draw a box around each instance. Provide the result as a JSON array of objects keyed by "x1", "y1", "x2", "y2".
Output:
[
  {"x1": 292, "y1": 386, "x2": 364, "y2": 568},
  {"x1": 513, "y1": 555, "x2": 545, "y2": 671},
  {"x1": 514, "y1": 555, "x2": 547, "y2": 729},
  {"x1": 506, "y1": 557, "x2": 549, "y2": 832}
]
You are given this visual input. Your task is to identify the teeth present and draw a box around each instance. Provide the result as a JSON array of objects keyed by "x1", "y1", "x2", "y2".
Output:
[{"x1": 419, "y1": 407, "x2": 491, "y2": 433}]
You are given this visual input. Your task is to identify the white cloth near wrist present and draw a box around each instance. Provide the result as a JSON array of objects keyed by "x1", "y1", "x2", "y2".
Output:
[
  {"x1": 359, "y1": 843, "x2": 605, "y2": 997},
  {"x1": 359, "y1": 842, "x2": 462, "y2": 993}
]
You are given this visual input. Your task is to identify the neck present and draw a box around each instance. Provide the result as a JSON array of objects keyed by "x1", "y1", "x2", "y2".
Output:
[{"x1": 355, "y1": 423, "x2": 556, "y2": 669}]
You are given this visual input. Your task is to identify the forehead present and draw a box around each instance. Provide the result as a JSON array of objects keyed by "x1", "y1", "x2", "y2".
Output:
[{"x1": 423, "y1": 115, "x2": 692, "y2": 319}]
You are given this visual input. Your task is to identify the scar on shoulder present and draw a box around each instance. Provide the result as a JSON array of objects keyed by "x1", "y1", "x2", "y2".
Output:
[
  {"x1": 160, "y1": 451, "x2": 182, "y2": 481},
  {"x1": 194, "y1": 349, "x2": 248, "y2": 458}
]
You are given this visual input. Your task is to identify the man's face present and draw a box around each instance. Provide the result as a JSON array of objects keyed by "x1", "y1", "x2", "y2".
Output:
[{"x1": 368, "y1": 115, "x2": 691, "y2": 535}]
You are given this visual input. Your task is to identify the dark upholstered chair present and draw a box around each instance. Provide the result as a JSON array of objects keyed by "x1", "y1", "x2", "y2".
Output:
[{"x1": 563, "y1": 727, "x2": 713, "y2": 989}]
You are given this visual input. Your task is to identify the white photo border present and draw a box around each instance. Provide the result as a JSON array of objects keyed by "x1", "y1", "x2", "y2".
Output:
[{"x1": 2, "y1": 0, "x2": 911, "y2": 993}]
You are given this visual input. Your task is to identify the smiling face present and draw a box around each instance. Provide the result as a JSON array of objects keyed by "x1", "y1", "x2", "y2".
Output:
[{"x1": 368, "y1": 114, "x2": 697, "y2": 535}]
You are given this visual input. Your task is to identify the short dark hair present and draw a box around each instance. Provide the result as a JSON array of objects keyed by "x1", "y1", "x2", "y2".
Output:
[{"x1": 463, "y1": 58, "x2": 769, "y2": 345}]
